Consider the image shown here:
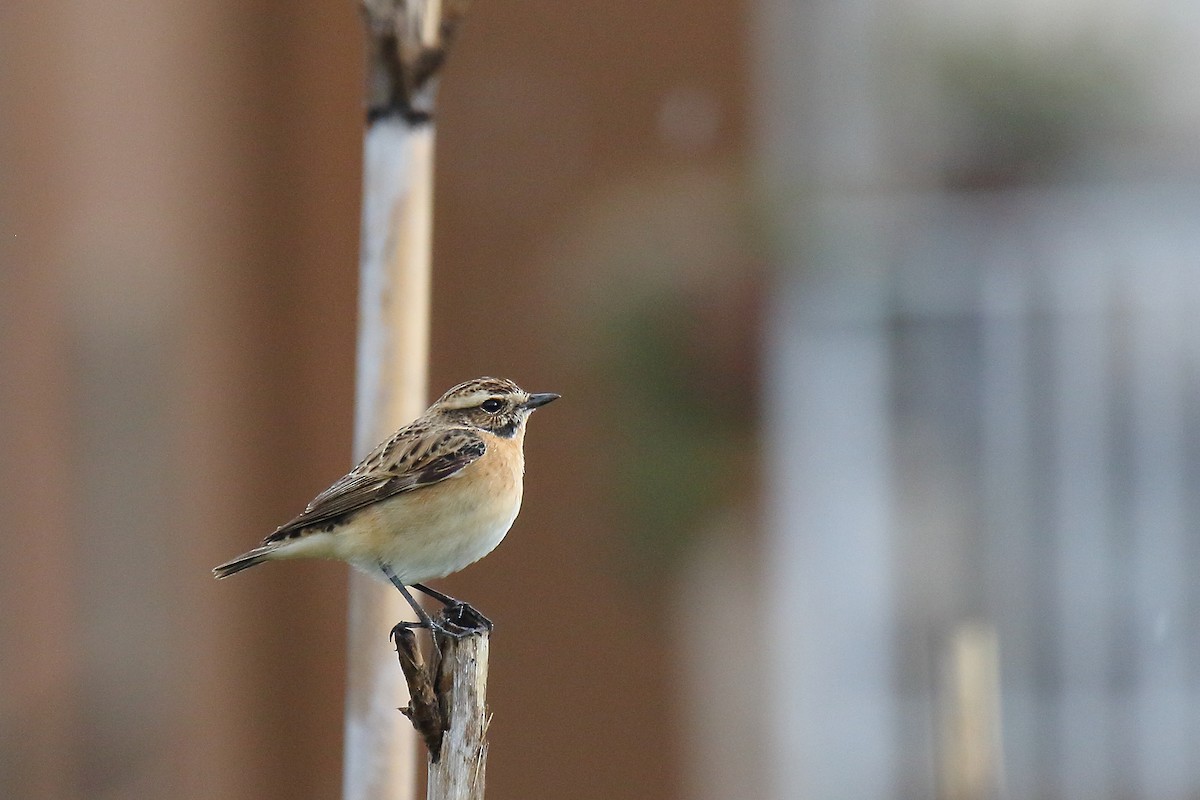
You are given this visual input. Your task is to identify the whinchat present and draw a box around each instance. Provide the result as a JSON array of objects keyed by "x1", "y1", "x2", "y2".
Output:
[{"x1": 213, "y1": 377, "x2": 559, "y2": 631}]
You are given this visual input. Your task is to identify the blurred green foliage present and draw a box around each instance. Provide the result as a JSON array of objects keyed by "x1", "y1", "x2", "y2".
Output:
[
  {"x1": 936, "y1": 37, "x2": 1137, "y2": 186},
  {"x1": 601, "y1": 283, "x2": 760, "y2": 582}
]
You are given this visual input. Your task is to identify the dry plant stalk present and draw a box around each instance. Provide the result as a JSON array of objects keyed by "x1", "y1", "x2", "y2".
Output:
[
  {"x1": 392, "y1": 626, "x2": 444, "y2": 762},
  {"x1": 346, "y1": 1, "x2": 477, "y2": 799},
  {"x1": 428, "y1": 609, "x2": 490, "y2": 798},
  {"x1": 393, "y1": 606, "x2": 491, "y2": 799},
  {"x1": 362, "y1": 0, "x2": 474, "y2": 122}
]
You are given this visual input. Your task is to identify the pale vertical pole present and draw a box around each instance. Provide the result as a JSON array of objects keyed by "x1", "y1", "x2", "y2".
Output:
[
  {"x1": 937, "y1": 624, "x2": 1005, "y2": 800},
  {"x1": 344, "y1": 117, "x2": 431, "y2": 800},
  {"x1": 345, "y1": 3, "x2": 470, "y2": 798}
]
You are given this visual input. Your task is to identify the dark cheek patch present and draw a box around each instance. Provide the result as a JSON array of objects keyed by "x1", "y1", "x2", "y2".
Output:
[{"x1": 492, "y1": 417, "x2": 519, "y2": 438}]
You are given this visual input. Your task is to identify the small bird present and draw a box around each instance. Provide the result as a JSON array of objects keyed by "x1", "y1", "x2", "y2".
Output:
[{"x1": 213, "y1": 377, "x2": 559, "y2": 633}]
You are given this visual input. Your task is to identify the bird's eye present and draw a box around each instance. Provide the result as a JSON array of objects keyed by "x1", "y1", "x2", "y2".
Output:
[{"x1": 480, "y1": 398, "x2": 504, "y2": 413}]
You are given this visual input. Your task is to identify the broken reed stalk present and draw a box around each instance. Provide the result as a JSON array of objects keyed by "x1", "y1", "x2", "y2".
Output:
[
  {"x1": 426, "y1": 642, "x2": 490, "y2": 798},
  {"x1": 392, "y1": 626, "x2": 443, "y2": 761},
  {"x1": 393, "y1": 606, "x2": 491, "y2": 799},
  {"x1": 429, "y1": 610, "x2": 490, "y2": 798},
  {"x1": 345, "y1": 2, "x2": 476, "y2": 800}
]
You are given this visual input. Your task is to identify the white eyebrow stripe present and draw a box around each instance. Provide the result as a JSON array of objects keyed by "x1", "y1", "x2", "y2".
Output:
[{"x1": 439, "y1": 390, "x2": 499, "y2": 410}]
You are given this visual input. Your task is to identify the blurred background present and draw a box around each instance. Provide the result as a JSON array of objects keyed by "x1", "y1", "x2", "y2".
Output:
[{"x1": 2, "y1": 0, "x2": 1199, "y2": 798}]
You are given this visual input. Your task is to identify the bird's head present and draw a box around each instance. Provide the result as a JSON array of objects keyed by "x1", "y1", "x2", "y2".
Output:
[{"x1": 431, "y1": 377, "x2": 559, "y2": 437}]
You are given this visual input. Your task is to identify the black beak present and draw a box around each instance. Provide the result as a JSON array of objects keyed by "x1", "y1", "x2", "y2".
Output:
[{"x1": 523, "y1": 392, "x2": 560, "y2": 410}]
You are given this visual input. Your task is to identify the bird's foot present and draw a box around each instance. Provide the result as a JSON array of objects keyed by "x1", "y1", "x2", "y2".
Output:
[
  {"x1": 387, "y1": 609, "x2": 486, "y2": 644},
  {"x1": 411, "y1": 583, "x2": 493, "y2": 634},
  {"x1": 389, "y1": 620, "x2": 426, "y2": 642},
  {"x1": 438, "y1": 601, "x2": 493, "y2": 636}
]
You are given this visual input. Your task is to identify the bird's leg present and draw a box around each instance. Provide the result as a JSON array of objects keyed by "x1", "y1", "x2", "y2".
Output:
[
  {"x1": 380, "y1": 566, "x2": 477, "y2": 640},
  {"x1": 412, "y1": 582, "x2": 493, "y2": 632},
  {"x1": 380, "y1": 565, "x2": 446, "y2": 659},
  {"x1": 381, "y1": 565, "x2": 438, "y2": 630},
  {"x1": 410, "y1": 582, "x2": 457, "y2": 606}
]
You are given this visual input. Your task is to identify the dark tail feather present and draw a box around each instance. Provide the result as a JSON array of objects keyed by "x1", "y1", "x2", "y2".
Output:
[{"x1": 212, "y1": 546, "x2": 275, "y2": 579}]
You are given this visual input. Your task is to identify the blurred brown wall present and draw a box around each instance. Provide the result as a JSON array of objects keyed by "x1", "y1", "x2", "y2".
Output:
[
  {"x1": 1, "y1": 1, "x2": 362, "y2": 797},
  {"x1": 0, "y1": 1, "x2": 745, "y2": 798}
]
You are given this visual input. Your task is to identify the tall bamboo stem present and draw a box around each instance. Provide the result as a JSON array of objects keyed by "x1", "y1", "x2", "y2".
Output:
[
  {"x1": 344, "y1": 117, "x2": 433, "y2": 800},
  {"x1": 345, "y1": 3, "x2": 471, "y2": 798}
]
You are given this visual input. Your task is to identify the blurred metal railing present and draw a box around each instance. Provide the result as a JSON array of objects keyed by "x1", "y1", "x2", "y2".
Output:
[{"x1": 768, "y1": 184, "x2": 1200, "y2": 800}]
